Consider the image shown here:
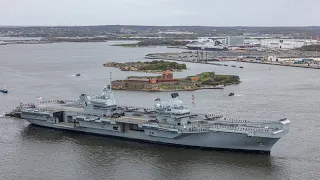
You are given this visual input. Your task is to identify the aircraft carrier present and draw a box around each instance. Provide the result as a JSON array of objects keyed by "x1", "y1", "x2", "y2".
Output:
[{"x1": 16, "y1": 84, "x2": 290, "y2": 154}]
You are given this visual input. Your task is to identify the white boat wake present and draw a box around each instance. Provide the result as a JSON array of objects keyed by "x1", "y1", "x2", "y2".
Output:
[{"x1": 235, "y1": 94, "x2": 243, "y2": 97}]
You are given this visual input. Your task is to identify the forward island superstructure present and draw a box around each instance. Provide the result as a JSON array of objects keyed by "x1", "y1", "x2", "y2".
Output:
[{"x1": 19, "y1": 86, "x2": 290, "y2": 154}]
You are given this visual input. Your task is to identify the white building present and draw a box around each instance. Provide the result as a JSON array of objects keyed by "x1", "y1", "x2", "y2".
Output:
[
  {"x1": 195, "y1": 37, "x2": 319, "y2": 49},
  {"x1": 260, "y1": 39, "x2": 318, "y2": 49},
  {"x1": 225, "y1": 36, "x2": 245, "y2": 46},
  {"x1": 196, "y1": 36, "x2": 244, "y2": 46}
]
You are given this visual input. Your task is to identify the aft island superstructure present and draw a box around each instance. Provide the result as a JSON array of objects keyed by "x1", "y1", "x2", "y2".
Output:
[{"x1": 19, "y1": 86, "x2": 290, "y2": 154}]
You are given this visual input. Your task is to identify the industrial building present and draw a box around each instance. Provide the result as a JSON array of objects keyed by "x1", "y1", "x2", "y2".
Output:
[
  {"x1": 192, "y1": 36, "x2": 244, "y2": 47},
  {"x1": 259, "y1": 39, "x2": 318, "y2": 49},
  {"x1": 190, "y1": 37, "x2": 319, "y2": 50},
  {"x1": 225, "y1": 36, "x2": 245, "y2": 46}
]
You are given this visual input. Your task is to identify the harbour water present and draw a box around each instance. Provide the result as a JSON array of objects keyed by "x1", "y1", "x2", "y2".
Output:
[{"x1": 0, "y1": 41, "x2": 320, "y2": 180}]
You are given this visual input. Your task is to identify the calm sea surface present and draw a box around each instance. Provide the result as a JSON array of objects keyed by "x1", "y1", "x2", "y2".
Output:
[{"x1": 0, "y1": 41, "x2": 320, "y2": 180}]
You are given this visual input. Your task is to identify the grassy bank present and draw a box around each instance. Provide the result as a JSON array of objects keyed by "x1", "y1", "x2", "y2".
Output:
[{"x1": 103, "y1": 60, "x2": 187, "y2": 72}]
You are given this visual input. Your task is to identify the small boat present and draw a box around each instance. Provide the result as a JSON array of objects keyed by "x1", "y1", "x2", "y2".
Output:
[
  {"x1": 228, "y1": 93, "x2": 235, "y2": 96},
  {"x1": 223, "y1": 64, "x2": 228, "y2": 66},
  {"x1": 75, "y1": 74, "x2": 81, "y2": 76},
  {"x1": 240, "y1": 66, "x2": 244, "y2": 68},
  {"x1": 5, "y1": 111, "x2": 21, "y2": 118},
  {"x1": 0, "y1": 88, "x2": 8, "y2": 93},
  {"x1": 231, "y1": 65, "x2": 236, "y2": 67}
]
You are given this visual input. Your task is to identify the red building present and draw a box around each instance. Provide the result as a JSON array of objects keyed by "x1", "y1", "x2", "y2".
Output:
[
  {"x1": 158, "y1": 70, "x2": 178, "y2": 83},
  {"x1": 162, "y1": 70, "x2": 173, "y2": 80}
]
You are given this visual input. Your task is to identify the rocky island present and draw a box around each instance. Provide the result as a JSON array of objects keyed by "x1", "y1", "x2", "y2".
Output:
[
  {"x1": 103, "y1": 60, "x2": 187, "y2": 72},
  {"x1": 111, "y1": 71, "x2": 240, "y2": 92}
]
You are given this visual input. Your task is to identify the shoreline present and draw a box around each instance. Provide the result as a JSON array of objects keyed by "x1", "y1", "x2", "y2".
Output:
[
  {"x1": 232, "y1": 59, "x2": 320, "y2": 69},
  {"x1": 145, "y1": 52, "x2": 320, "y2": 69},
  {"x1": 112, "y1": 85, "x2": 225, "y2": 92}
]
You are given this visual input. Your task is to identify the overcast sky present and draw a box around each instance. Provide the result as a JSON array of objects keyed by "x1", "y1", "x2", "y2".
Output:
[{"x1": 0, "y1": 0, "x2": 319, "y2": 26}]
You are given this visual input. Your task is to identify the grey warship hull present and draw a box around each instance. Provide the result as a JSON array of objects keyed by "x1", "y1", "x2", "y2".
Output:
[
  {"x1": 18, "y1": 86, "x2": 289, "y2": 155},
  {"x1": 25, "y1": 118, "x2": 280, "y2": 154}
]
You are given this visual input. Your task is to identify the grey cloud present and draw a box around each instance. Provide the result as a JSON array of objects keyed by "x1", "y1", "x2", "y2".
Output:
[{"x1": 0, "y1": 0, "x2": 319, "y2": 26}]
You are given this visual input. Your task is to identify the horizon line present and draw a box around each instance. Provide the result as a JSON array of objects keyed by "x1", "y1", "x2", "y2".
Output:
[{"x1": 1, "y1": 24, "x2": 320, "y2": 28}]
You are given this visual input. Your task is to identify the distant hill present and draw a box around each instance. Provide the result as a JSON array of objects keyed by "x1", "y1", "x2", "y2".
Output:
[{"x1": 1, "y1": 25, "x2": 320, "y2": 38}]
